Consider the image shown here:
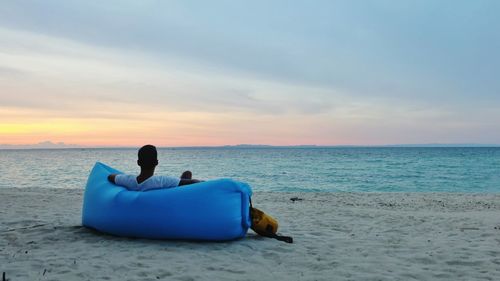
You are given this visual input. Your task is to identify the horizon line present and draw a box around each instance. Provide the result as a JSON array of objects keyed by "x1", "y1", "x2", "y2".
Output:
[{"x1": 1, "y1": 143, "x2": 500, "y2": 150}]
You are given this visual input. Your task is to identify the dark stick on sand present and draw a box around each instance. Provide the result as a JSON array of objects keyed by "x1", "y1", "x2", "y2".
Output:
[{"x1": 3, "y1": 223, "x2": 48, "y2": 233}]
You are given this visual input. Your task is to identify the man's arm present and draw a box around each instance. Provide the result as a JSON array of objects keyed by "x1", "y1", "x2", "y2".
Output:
[
  {"x1": 178, "y1": 179, "x2": 203, "y2": 186},
  {"x1": 108, "y1": 174, "x2": 117, "y2": 184}
]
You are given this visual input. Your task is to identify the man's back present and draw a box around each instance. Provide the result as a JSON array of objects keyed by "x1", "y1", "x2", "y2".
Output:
[
  {"x1": 114, "y1": 174, "x2": 180, "y2": 191},
  {"x1": 107, "y1": 145, "x2": 202, "y2": 189}
]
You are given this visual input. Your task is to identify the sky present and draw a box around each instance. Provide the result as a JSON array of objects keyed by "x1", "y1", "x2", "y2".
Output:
[{"x1": 1, "y1": 0, "x2": 500, "y2": 147}]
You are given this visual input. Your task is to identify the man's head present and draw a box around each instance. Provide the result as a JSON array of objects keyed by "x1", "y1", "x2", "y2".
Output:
[{"x1": 137, "y1": 145, "x2": 158, "y2": 169}]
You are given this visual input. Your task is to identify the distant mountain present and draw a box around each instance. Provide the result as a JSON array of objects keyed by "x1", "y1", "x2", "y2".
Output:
[
  {"x1": 220, "y1": 144, "x2": 500, "y2": 148},
  {"x1": 222, "y1": 144, "x2": 320, "y2": 148},
  {"x1": 0, "y1": 141, "x2": 83, "y2": 149},
  {"x1": 377, "y1": 143, "x2": 500, "y2": 148},
  {"x1": 223, "y1": 144, "x2": 274, "y2": 148}
]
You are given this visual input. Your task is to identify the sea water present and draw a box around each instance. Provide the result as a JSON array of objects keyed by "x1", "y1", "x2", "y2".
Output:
[{"x1": 0, "y1": 147, "x2": 499, "y2": 192}]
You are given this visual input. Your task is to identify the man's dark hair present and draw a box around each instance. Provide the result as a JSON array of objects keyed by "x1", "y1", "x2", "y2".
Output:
[{"x1": 138, "y1": 145, "x2": 158, "y2": 168}]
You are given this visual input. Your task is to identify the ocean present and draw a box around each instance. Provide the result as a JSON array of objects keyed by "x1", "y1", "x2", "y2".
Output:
[{"x1": 0, "y1": 147, "x2": 499, "y2": 192}]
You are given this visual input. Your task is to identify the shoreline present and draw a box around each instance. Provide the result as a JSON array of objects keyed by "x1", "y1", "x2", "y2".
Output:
[{"x1": 2, "y1": 188, "x2": 500, "y2": 280}]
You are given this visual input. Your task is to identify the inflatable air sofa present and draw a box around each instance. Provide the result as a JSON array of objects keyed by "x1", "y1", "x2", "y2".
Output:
[{"x1": 82, "y1": 162, "x2": 252, "y2": 241}]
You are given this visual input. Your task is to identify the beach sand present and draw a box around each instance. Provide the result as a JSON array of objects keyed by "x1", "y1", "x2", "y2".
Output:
[{"x1": 1, "y1": 188, "x2": 500, "y2": 281}]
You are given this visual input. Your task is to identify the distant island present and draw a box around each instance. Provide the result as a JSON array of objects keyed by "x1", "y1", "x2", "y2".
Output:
[
  {"x1": 374, "y1": 143, "x2": 500, "y2": 148},
  {"x1": 221, "y1": 144, "x2": 319, "y2": 148},
  {"x1": 208, "y1": 144, "x2": 500, "y2": 148},
  {"x1": 0, "y1": 141, "x2": 83, "y2": 149}
]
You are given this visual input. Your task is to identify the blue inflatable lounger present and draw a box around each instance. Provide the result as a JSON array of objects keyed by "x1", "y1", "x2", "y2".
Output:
[{"x1": 82, "y1": 162, "x2": 252, "y2": 241}]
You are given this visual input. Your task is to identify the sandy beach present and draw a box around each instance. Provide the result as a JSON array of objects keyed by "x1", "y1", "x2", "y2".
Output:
[{"x1": 1, "y1": 188, "x2": 500, "y2": 281}]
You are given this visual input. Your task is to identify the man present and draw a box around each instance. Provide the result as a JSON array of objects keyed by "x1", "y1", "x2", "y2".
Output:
[{"x1": 108, "y1": 145, "x2": 202, "y2": 191}]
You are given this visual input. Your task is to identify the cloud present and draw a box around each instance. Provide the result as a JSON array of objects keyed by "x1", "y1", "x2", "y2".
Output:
[
  {"x1": 2, "y1": 0, "x2": 500, "y2": 103},
  {"x1": 0, "y1": 27, "x2": 342, "y2": 118},
  {"x1": 0, "y1": 66, "x2": 28, "y2": 78}
]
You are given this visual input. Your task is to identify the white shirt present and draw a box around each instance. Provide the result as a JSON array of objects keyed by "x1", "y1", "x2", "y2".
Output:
[{"x1": 114, "y1": 174, "x2": 181, "y2": 191}]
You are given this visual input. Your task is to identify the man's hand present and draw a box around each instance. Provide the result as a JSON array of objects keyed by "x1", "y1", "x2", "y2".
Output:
[
  {"x1": 108, "y1": 174, "x2": 117, "y2": 184},
  {"x1": 179, "y1": 179, "x2": 203, "y2": 186}
]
